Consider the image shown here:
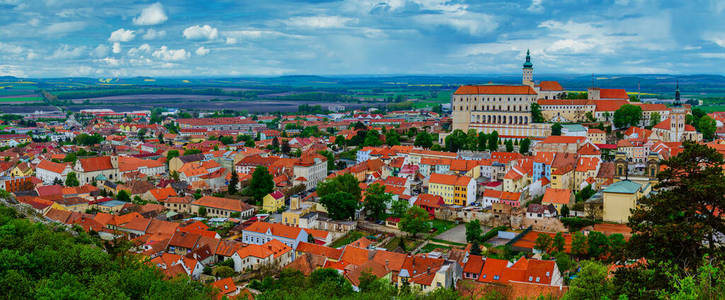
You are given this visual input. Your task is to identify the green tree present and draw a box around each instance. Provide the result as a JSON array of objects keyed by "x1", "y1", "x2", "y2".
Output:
[
  {"x1": 363, "y1": 129, "x2": 382, "y2": 146},
  {"x1": 465, "y1": 220, "x2": 483, "y2": 243},
  {"x1": 649, "y1": 111, "x2": 662, "y2": 127},
  {"x1": 245, "y1": 166, "x2": 274, "y2": 203},
  {"x1": 564, "y1": 261, "x2": 613, "y2": 300},
  {"x1": 571, "y1": 231, "x2": 588, "y2": 257},
  {"x1": 551, "y1": 122, "x2": 562, "y2": 136},
  {"x1": 488, "y1": 130, "x2": 499, "y2": 151},
  {"x1": 519, "y1": 138, "x2": 531, "y2": 154},
  {"x1": 470, "y1": 240, "x2": 482, "y2": 256},
  {"x1": 116, "y1": 190, "x2": 131, "y2": 202},
  {"x1": 554, "y1": 252, "x2": 572, "y2": 273},
  {"x1": 228, "y1": 169, "x2": 238, "y2": 195},
  {"x1": 608, "y1": 233, "x2": 627, "y2": 262},
  {"x1": 363, "y1": 183, "x2": 392, "y2": 221},
  {"x1": 391, "y1": 198, "x2": 409, "y2": 218},
  {"x1": 212, "y1": 266, "x2": 235, "y2": 278},
  {"x1": 505, "y1": 140, "x2": 514, "y2": 152},
  {"x1": 385, "y1": 130, "x2": 400, "y2": 146},
  {"x1": 587, "y1": 231, "x2": 610, "y2": 258},
  {"x1": 698, "y1": 115, "x2": 717, "y2": 140},
  {"x1": 534, "y1": 233, "x2": 552, "y2": 253},
  {"x1": 166, "y1": 149, "x2": 180, "y2": 162},
  {"x1": 219, "y1": 135, "x2": 234, "y2": 145},
  {"x1": 281, "y1": 140, "x2": 291, "y2": 154},
  {"x1": 628, "y1": 141, "x2": 725, "y2": 270},
  {"x1": 477, "y1": 132, "x2": 489, "y2": 151},
  {"x1": 531, "y1": 103, "x2": 545, "y2": 123},
  {"x1": 552, "y1": 232, "x2": 565, "y2": 253},
  {"x1": 613, "y1": 104, "x2": 643, "y2": 128},
  {"x1": 560, "y1": 204, "x2": 570, "y2": 217},
  {"x1": 317, "y1": 173, "x2": 362, "y2": 202},
  {"x1": 414, "y1": 131, "x2": 433, "y2": 148},
  {"x1": 399, "y1": 206, "x2": 431, "y2": 238},
  {"x1": 198, "y1": 206, "x2": 207, "y2": 217},
  {"x1": 245, "y1": 139, "x2": 255, "y2": 147},
  {"x1": 319, "y1": 192, "x2": 358, "y2": 220},
  {"x1": 65, "y1": 171, "x2": 79, "y2": 187},
  {"x1": 444, "y1": 129, "x2": 467, "y2": 152},
  {"x1": 63, "y1": 152, "x2": 77, "y2": 163}
]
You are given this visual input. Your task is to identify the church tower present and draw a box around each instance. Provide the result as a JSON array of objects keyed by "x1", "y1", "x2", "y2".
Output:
[
  {"x1": 522, "y1": 49, "x2": 534, "y2": 87},
  {"x1": 670, "y1": 81, "x2": 685, "y2": 141}
]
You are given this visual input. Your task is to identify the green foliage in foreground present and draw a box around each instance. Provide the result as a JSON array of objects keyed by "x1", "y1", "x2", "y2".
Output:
[
  {"x1": 0, "y1": 205, "x2": 214, "y2": 299},
  {"x1": 250, "y1": 268, "x2": 460, "y2": 300}
]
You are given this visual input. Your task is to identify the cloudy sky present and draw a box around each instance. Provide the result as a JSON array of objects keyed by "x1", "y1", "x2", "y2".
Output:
[{"x1": 0, "y1": 0, "x2": 724, "y2": 77}]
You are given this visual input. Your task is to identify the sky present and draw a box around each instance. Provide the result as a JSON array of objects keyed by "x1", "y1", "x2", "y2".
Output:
[{"x1": 0, "y1": 0, "x2": 724, "y2": 78}]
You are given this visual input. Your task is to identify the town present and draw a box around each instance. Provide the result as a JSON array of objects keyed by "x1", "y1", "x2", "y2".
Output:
[{"x1": 1, "y1": 50, "x2": 724, "y2": 299}]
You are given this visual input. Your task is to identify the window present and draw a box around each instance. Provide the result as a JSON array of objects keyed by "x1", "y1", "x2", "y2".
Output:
[{"x1": 493, "y1": 275, "x2": 499, "y2": 280}]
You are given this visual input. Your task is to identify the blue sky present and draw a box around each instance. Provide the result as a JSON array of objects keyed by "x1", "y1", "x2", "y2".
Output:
[{"x1": 0, "y1": 0, "x2": 724, "y2": 77}]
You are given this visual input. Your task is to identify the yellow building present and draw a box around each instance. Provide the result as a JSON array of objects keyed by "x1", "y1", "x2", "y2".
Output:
[
  {"x1": 281, "y1": 196, "x2": 314, "y2": 227},
  {"x1": 603, "y1": 180, "x2": 650, "y2": 223},
  {"x1": 10, "y1": 163, "x2": 33, "y2": 177},
  {"x1": 263, "y1": 191, "x2": 286, "y2": 212},
  {"x1": 587, "y1": 128, "x2": 606, "y2": 144},
  {"x1": 428, "y1": 173, "x2": 475, "y2": 206}
]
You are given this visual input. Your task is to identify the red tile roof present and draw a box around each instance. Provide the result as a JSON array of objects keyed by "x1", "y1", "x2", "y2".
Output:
[
  {"x1": 542, "y1": 188, "x2": 572, "y2": 205},
  {"x1": 455, "y1": 85, "x2": 537, "y2": 95},
  {"x1": 537, "y1": 81, "x2": 563, "y2": 91},
  {"x1": 79, "y1": 156, "x2": 114, "y2": 172},
  {"x1": 244, "y1": 221, "x2": 303, "y2": 239}
]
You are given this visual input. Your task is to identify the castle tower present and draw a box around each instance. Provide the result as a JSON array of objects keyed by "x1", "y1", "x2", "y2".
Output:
[
  {"x1": 670, "y1": 81, "x2": 685, "y2": 141},
  {"x1": 522, "y1": 49, "x2": 534, "y2": 87}
]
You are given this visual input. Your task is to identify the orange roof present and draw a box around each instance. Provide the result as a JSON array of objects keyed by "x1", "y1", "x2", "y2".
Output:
[
  {"x1": 483, "y1": 189, "x2": 502, "y2": 198},
  {"x1": 595, "y1": 100, "x2": 629, "y2": 112},
  {"x1": 477, "y1": 257, "x2": 509, "y2": 283},
  {"x1": 79, "y1": 156, "x2": 114, "y2": 172},
  {"x1": 340, "y1": 246, "x2": 372, "y2": 266},
  {"x1": 37, "y1": 159, "x2": 69, "y2": 174},
  {"x1": 211, "y1": 277, "x2": 236, "y2": 295},
  {"x1": 598, "y1": 88, "x2": 628, "y2": 100},
  {"x1": 537, "y1": 81, "x2": 563, "y2": 91},
  {"x1": 463, "y1": 255, "x2": 485, "y2": 274},
  {"x1": 296, "y1": 242, "x2": 342, "y2": 259},
  {"x1": 243, "y1": 222, "x2": 303, "y2": 239},
  {"x1": 192, "y1": 196, "x2": 252, "y2": 212},
  {"x1": 429, "y1": 173, "x2": 472, "y2": 186},
  {"x1": 542, "y1": 188, "x2": 572, "y2": 205},
  {"x1": 149, "y1": 187, "x2": 177, "y2": 200},
  {"x1": 537, "y1": 99, "x2": 594, "y2": 106},
  {"x1": 372, "y1": 250, "x2": 407, "y2": 272},
  {"x1": 538, "y1": 136, "x2": 585, "y2": 144},
  {"x1": 235, "y1": 243, "x2": 273, "y2": 259},
  {"x1": 454, "y1": 85, "x2": 537, "y2": 95},
  {"x1": 576, "y1": 157, "x2": 600, "y2": 172},
  {"x1": 577, "y1": 143, "x2": 601, "y2": 156}
]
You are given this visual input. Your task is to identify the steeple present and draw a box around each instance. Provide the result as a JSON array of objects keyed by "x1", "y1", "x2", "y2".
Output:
[
  {"x1": 523, "y1": 49, "x2": 533, "y2": 69},
  {"x1": 674, "y1": 80, "x2": 681, "y2": 105}
]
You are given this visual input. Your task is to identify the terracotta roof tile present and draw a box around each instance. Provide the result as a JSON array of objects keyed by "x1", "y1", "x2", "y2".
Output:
[{"x1": 455, "y1": 85, "x2": 537, "y2": 95}]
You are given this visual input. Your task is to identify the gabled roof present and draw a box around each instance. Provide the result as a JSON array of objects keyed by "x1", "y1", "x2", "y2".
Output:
[
  {"x1": 79, "y1": 156, "x2": 114, "y2": 172},
  {"x1": 192, "y1": 196, "x2": 253, "y2": 212},
  {"x1": 463, "y1": 255, "x2": 485, "y2": 274},
  {"x1": 340, "y1": 246, "x2": 372, "y2": 266},
  {"x1": 243, "y1": 221, "x2": 303, "y2": 239},
  {"x1": 296, "y1": 242, "x2": 343, "y2": 259},
  {"x1": 542, "y1": 188, "x2": 572, "y2": 205},
  {"x1": 537, "y1": 81, "x2": 563, "y2": 91},
  {"x1": 455, "y1": 85, "x2": 538, "y2": 95},
  {"x1": 603, "y1": 180, "x2": 642, "y2": 194},
  {"x1": 598, "y1": 88, "x2": 628, "y2": 100},
  {"x1": 37, "y1": 159, "x2": 70, "y2": 174}
]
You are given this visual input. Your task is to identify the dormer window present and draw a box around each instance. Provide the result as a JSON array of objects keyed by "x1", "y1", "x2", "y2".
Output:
[
  {"x1": 536, "y1": 277, "x2": 540, "y2": 282},
  {"x1": 529, "y1": 276, "x2": 533, "y2": 281},
  {"x1": 493, "y1": 275, "x2": 499, "y2": 280}
]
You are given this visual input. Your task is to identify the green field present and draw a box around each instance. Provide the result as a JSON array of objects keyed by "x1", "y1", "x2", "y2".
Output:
[{"x1": 0, "y1": 96, "x2": 42, "y2": 102}]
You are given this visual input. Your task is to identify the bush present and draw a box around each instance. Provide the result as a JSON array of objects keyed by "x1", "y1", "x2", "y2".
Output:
[
  {"x1": 481, "y1": 226, "x2": 508, "y2": 242},
  {"x1": 561, "y1": 217, "x2": 598, "y2": 232}
]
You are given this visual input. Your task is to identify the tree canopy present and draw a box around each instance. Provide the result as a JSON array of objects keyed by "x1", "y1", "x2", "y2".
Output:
[
  {"x1": 317, "y1": 173, "x2": 362, "y2": 202},
  {"x1": 363, "y1": 183, "x2": 392, "y2": 221},
  {"x1": 319, "y1": 192, "x2": 358, "y2": 220},
  {"x1": 245, "y1": 166, "x2": 275, "y2": 203},
  {"x1": 399, "y1": 206, "x2": 431, "y2": 238},
  {"x1": 613, "y1": 104, "x2": 643, "y2": 129}
]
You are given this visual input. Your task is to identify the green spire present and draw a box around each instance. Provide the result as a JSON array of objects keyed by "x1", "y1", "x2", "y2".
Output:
[{"x1": 523, "y1": 49, "x2": 533, "y2": 69}]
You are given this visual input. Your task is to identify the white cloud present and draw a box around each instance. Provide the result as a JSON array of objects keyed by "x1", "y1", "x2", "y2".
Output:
[
  {"x1": 109, "y1": 28, "x2": 135, "y2": 42},
  {"x1": 95, "y1": 57, "x2": 121, "y2": 67},
  {"x1": 284, "y1": 16, "x2": 356, "y2": 29},
  {"x1": 225, "y1": 37, "x2": 237, "y2": 44},
  {"x1": 183, "y1": 25, "x2": 218, "y2": 40},
  {"x1": 43, "y1": 21, "x2": 86, "y2": 36},
  {"x1": 0, "y1": 65, "x2": 26, "y2": 77},
  {"x1": 51, "y1": 44, "x2": 86, "y2": 59},
  {"x1": 528, "y1": 0, "x2": 544, "y2": 13},
  {"x1": 112, "y1": 42, "x2": 121, "y2": 54},
  {"x1": 142, "y1": 28, "x2": 166, "y2": 40},
  {"x1": 152, "y1": 46, "x2": 190, "y2": 61},
  {"x1": 195, "y1": 46, "x2": 210, "y2": 56},
  {"x1": 128, "y1": 43, "x2": 152, "y2": 56},
  {"x1": 0, "y1": 42, "x2": 24, "y2": 54},
  {"x1": 91, "y1": 44, "x2": 109, "y2": 57},
  {"x1": 416, "y1": 11, "x2": 497, "y2": 35},
  {"x1": 133, "y1": 2, "x2": 168, "y2": 26},
  {"x1": 26, "y1": 51, "x2": 38, "y2": 60}
]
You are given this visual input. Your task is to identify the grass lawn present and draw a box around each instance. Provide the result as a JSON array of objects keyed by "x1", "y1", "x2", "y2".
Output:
[
  {"x1": 0, "y1": 96, "x2": 42, "y2": 102},
  {"x1": 429, "y1": 238, "x2": 467, "y2": 247},
  {"x1": 419, "y1": 243, "x2": 451, "y2": 253},
  {"x1": 329, "y1": 230, "x2": 367, "y2": 248},
  {"x1": 429, "y1": 219, "x2": 456, "y2": 235},
  {"x1": 383, "y1": 236, "x2": 421, "y2": 252}
]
